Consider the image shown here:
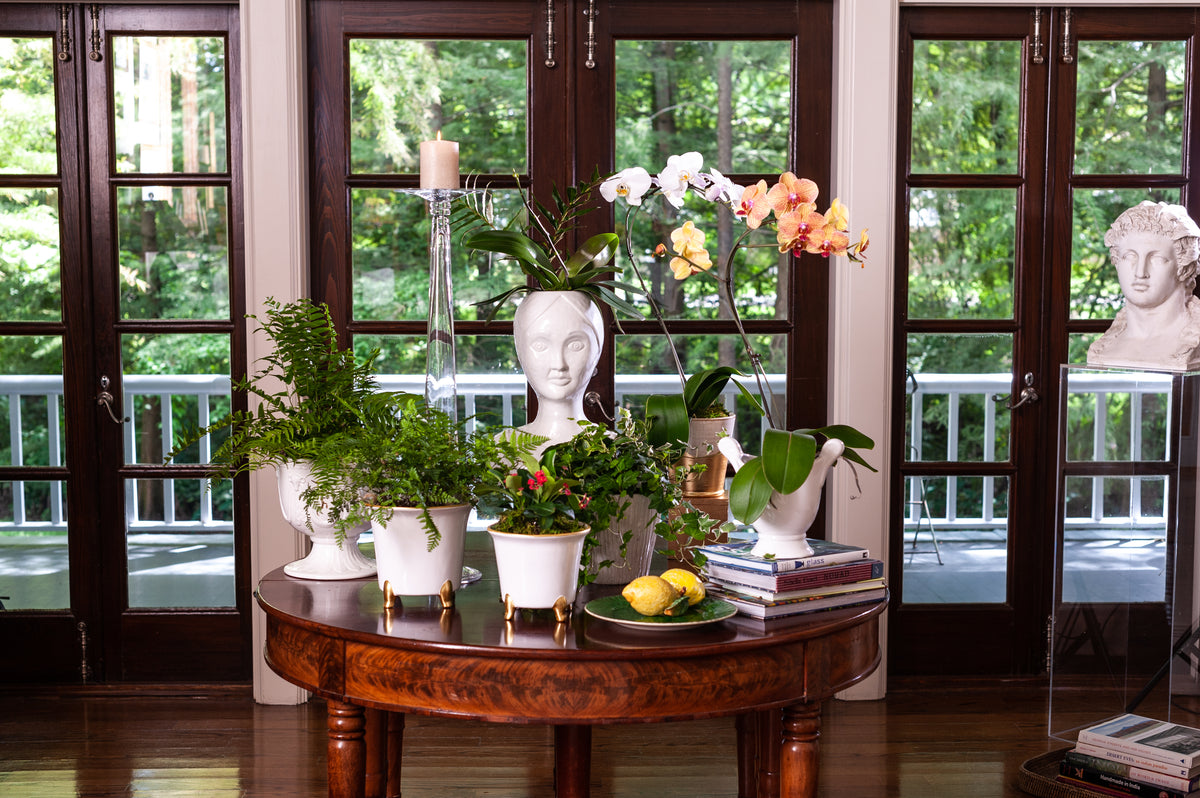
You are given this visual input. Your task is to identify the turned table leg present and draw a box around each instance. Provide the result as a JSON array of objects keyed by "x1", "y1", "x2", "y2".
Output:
[
  {"x1": 780, "y1": 702, "x2": 821, "y2": 798},
  {"x1": 554, "y1": 724, "x2": 592, "y2": 798},
  {"x1": 735, "y1": 713, "x2": 760, "y2": 798},
  {"x1": 365, "y1": 708, "x2": 386, "y2": 798},
  {"x1": 327, "y1": 700, "x2": 367, "y2": 798},
  {"x1": 757, "y1": 709, "x2": 782, "y2": 798},
  {"x1": 386, "y1": 713, "x2": 405, "y2": 798}
]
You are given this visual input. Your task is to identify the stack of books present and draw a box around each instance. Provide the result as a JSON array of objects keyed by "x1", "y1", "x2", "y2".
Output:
[
  {"x1": 699, "y1": 537, "x2": 886, "y2": 621},
  {"x1": 1058, "y1": 714, "x2": 1200, "y2": 797}
]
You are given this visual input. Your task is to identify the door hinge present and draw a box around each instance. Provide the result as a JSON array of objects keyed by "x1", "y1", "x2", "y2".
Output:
[
  {"x1": 1044, "y1": 613, "x2": 1055, "y2": 674},
  {"x1": 58, "y1": 5, "x2": 73, "y2": 62},
  {"x1": 78, "y1": 621, "x2": 92, "y2": 683},
  {"x1": 1031, "y1": 8, "x2": 1044, "y2": 65}
]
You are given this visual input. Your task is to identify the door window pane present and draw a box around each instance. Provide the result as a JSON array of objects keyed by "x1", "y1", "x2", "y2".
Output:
[
  {"x1": 910, "y1": 40, "x2": 1021, "y2": 175},
  {"x1": 908, "y1": 188, "x2": 1016, "y2": 320},
  {"x1": 349, "y1": 39, "x2": 528, "y2": 175},
  {"x1": 902, "y1": 475, "x2": 1009, "y2": 604},
  {"x1": 1063, "y1": 370, "x2": 1172, "y2": 463},
  {"x1": 615, "y1": 40, "x2": 791, "y2": 174},
  {"x1": 1074, "y1": 40, "x2": 1186, "y2": 176},
  {"x1": 0, "y1": 480, "x2": 68, "y2": 610},
  {"x1": 617, "y1": 191, "x2": 781, "y2": 321},
  {"x1": 357, "y1": 334, "x2": 523, "y2": 431},
  {"x1": 122, "y1": 333, "x2": 230, "y2": 466},
  {"x1": 0, "y1": 335, "x2": 65, "y2": 465},
  {"x1": 116, "y1": 186, "x2": 230, "y2": 320},
  {"x1": 113, "y1": 37, "x2": 228, "y2": 174},
  {"x1": 616, "y1": 333, "x2": 785, "y2": 457},
  {"x1": 125, "y1": 477, "x2": 233, "y2": 608},
  {"x1": 0, "y1": 37, "x2": 57, "y2": 173},
  {"x1": 353, "y1": 188, "x2": 523, "y2": 321},
  {"x1": 0, "y1": 188, "x2": 61, "y2": 322},
  {"x1": 905, "y1": 333, "x2": 1013, "y2": 463},
  {"x1": 1069, "y1": 187, "x2": 1183, "y2": 320}
]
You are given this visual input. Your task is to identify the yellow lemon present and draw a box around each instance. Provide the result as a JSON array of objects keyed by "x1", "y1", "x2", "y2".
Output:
[
  {"x1": 621, "y1": 575, "x2": 679, "y2": 616},
  {"x1": 660, "y1": 568, "x2": 706, "y2": 606}
]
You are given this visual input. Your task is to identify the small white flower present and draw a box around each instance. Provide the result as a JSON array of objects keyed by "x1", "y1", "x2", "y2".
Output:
[
  {"x1": 704, "y1": 169, "x2": 744, "y2": 206},
  {"x1": 658, "y1": 152, "x2": 705, "y2": 208},
  {"x1": 599, "y1": 167, "x2": 652, "y2": 205}
]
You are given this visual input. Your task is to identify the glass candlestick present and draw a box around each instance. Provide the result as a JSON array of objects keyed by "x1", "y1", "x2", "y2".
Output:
[{"x1": 405, "y1": 188, "x2": 472, "y2": 421}]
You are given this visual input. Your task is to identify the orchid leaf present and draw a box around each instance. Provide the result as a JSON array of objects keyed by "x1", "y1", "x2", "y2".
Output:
[
  {"x1": 728, "y1": 457, "x2": 774, "y2": 524},
  {"x1": 800, "y1": 424, "x2": 876, "y2": 451},
  {"x1": 463, "y1": 230, "x2": 552, "y2": 273},
  {"x1": 683, "y1": 366, "x2": 745, "y2": 415},
  {"x1": 645, "y1": 393, "x2": 689, "y2": 450},
  {"x1": 761, "y1": 428, "x2": 816, "y2": 495},
  {"x1": 564, "y1": 233, "x2": 619, "y2": 276},
  {"x1": 593, "y1": 284, "x2": 646, "y2": 319}
]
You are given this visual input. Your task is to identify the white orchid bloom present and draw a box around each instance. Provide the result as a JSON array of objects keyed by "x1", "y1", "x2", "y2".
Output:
[
  {"x1": 704, "y1": 169, "x2": 744, "y2": 206},
  {"x1": 599, "y1": 167, "x2": 652, "y2": 205},
  {"x1": 657, "y1": 152, "x2": 705, "y2": 208}
]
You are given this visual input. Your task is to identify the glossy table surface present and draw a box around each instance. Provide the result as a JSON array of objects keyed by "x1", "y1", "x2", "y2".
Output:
[{"x1": 256, "y1": 540, "x2": 886, "y2": 797}]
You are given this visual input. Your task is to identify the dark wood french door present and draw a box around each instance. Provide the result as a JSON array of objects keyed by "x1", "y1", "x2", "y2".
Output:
[
  {"x1": 892, "y1": 7, "x2": 1200, "y2": 675},
  {"x1": 307, "y1": 0, "x2": 836, "y2": 456},
  {"x1": 0, "y1": 4, "x2": 248, "y2": 683}
]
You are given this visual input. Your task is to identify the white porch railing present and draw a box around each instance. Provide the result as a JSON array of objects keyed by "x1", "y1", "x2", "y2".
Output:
[
  {"x1": 906, "y1": 372, "x2": 1173, "y2": 534},
  {"x1": 0, "y1": 370, "x2": 1172, "y2": 537}
]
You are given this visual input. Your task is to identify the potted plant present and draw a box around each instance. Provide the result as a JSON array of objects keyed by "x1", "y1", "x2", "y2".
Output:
[
  {"x1": 167, "y1": 297, "x2": 406, "y2": 580},
  {"x1": 452, "y1": 176, "x2": 645, "y2": 451},
  {"x1": 602, "y1": 153, "x2": 877, "y2": 556},
  {"x1": 301, "y1": 396, "x2": 511, "y2": 605},
  {"x1": 539, "y1": 413, "x2": 720, "y2": 584},
  {"x1": 476, "y1": 446, "x2": 593, "y2": 620}
]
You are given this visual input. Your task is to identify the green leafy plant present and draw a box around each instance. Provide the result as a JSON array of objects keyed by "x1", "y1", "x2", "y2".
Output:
[
  {"x1": 451, "y1": 171, "x2": 644, "y2": 321},
  {"x1": 166, "y1": 297, "x2": 399, "y2": 480},
  {"x1": 477, "y1": 444, "x2": 590, "y2": 536},
  {"x1": 301, "y1": 396, "x2": 517, "y2": 548},
  {"x1": 544, "y1": 415, "x2": 730, "y2": 579}
]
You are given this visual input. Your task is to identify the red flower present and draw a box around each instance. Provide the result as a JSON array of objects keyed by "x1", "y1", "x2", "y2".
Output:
[
  {"x1": 534, "y1": 470, "x2": 547, "y2": 486},
  {"x1": 527, "y1": 477, "x2": 536, "y2": 490}
]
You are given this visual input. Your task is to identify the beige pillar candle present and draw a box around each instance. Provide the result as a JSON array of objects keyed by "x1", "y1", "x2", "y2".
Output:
[{"x1": 419, "y1": 133, "x2": 460, "y2": 189}]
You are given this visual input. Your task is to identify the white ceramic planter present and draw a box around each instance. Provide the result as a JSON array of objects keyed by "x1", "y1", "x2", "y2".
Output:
[
  {"x1": 277, "y1": 461, "x2": 375, "y2": 580},
  {"x1": 512, "y1": 290, "x2": 605, "y2": 450},
  {"x1": 586, "y1": 494, "x2": 659, "y2": 584},
  {"x1": 373, "y1": 504, "x2": 470, "y2": 597},
  {"x1": 717, "y1": 436, "x2": 846, "y2": 559},
  {"x1": 487, "y1": 525, "x2": 590, "y2": 610}
]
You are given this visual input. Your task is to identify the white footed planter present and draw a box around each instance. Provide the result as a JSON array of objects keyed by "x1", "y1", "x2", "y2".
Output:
[
  {"x1": 373, "y1": 504, "x2": 470, "y2": 597},
  {"x1": 277, "y1": 461, "x2": 375, "y2": 580},
  {"x1": 717, "y1": 436, "x2": 846, "y2": 559},
  {"x1": 487, "y1": 526, "x2": 590, "y2": 610},
  {"x1": 586, "y1": 494, "x2": 659, "y2": 585}
]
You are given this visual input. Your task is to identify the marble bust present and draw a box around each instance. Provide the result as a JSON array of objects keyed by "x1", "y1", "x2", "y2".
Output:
[{"x1": 1087, "y1": 201, "x2": 1200, "y2": 372}]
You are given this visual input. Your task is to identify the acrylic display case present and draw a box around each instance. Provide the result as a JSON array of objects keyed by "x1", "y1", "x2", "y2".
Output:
[{"x1": 1049, "y1": 365, "x2": 1200, "y2": 741}]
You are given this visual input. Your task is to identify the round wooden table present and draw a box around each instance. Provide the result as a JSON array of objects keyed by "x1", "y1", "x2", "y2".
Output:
[{"x1": 256, "y1": 556, "x2": 885, "y2": 798}]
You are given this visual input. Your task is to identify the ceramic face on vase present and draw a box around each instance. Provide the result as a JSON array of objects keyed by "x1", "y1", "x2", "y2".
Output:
[
  {"x1": 513, "y1": 291, "x2": 605, "y2": 450},
  {"x1": 1087, "y1": 201, "x2": 1200, "y2": 372}
]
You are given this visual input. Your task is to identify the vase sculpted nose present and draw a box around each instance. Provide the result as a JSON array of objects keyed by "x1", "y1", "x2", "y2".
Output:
[{"x1": 717, "y1": 436, "x2": 846, "y2": 559}]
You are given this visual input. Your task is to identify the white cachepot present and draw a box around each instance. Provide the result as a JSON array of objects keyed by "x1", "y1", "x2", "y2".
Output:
[
  {"x1": 487, "y1": 525, "x2": 590, "y2": 609},
  {"x1": 717, "y1": 436, "x2": 846, "y2": 559},
  {"x1": 373, "y1": 504, "x2": 470, "y2": 597},
  {"x1": 586, "y1": 494, "x2": 659, "y2": 585},
  {"x1": 277, "y1": 460, "x2": 375, "y2": 580}
]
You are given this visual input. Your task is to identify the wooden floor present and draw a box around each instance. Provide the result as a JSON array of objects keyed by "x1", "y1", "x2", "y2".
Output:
[{"x1": 0, "y1": 678, "x2": 1095, "y2": 798}]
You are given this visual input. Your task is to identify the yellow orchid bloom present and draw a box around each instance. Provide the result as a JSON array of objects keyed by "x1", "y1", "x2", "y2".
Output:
[
  {"x1": 669, "y1": 221, "x2": 712, "y2": 279},
  {"x1": 825, "y1": 198, "x2": 850, "y2": 231}
]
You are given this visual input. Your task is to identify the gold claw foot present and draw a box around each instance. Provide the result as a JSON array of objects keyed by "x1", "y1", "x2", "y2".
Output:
[
  {"x1": 382, "y1": 580, "x2": 396, "y2": 611},
  {"x1": 552, "y1": 595, "x2": 571, "y2": 623},
  {"x1": 503, "y1": 593, "x2": 517, "y2": 621},
  {"x1": 438, "y1": 579, "x2": 455, "y2": 610}
]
